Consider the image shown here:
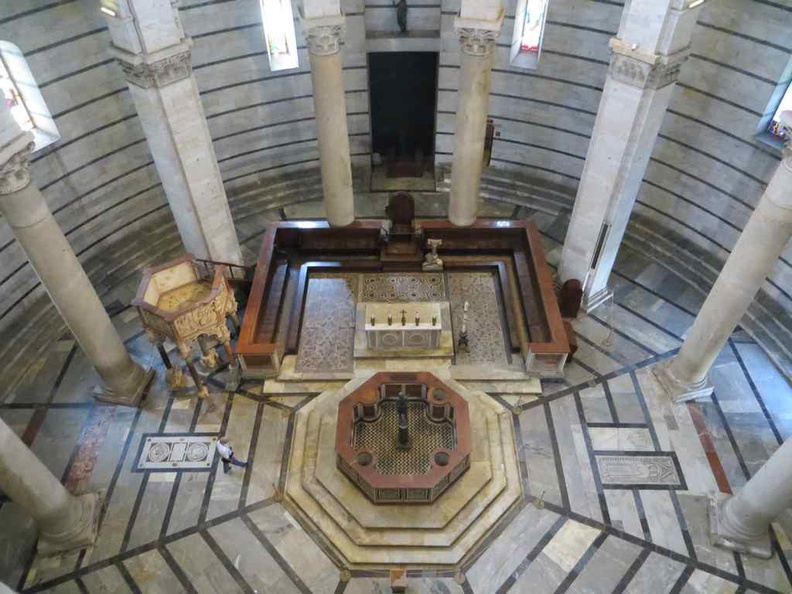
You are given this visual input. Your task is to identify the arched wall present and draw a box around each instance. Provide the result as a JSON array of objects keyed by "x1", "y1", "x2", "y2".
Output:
[{"x1": 0, "y1": 0, "x2": 789, "y2": 392}]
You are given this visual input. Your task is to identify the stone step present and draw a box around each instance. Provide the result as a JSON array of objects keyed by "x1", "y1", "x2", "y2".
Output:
[
  {"x1": 302, "y1": 397, "x2": 503, "y2": 543},
  {"x1": 261, "y1": 379, "x2": 347, "y2": 395},
  {"x1": 459, "y1": 379, "x2": 542, "y2": 395},
  {"x1": 283, "y1": 387, "x2": 523, "y2": 566}
]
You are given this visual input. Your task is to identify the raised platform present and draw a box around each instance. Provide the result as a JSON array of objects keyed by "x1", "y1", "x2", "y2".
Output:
[
  {"x1": 283, "y1": 371, "x2": 523, "y2": 567},
  {"x1": 235, "y1": 220, "x2": 569, "y2": 379}
]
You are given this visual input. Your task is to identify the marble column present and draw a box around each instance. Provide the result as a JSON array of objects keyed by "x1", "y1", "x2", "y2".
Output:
[
  {"x1": 103, "y1": 0, "x2": 242, "y2": 264},
  {"x1": 0, "y1": 104, "x2": 153, "y2": 407},
  {"x1": 654, "y1": 121, "x2": 792, "y2": 402},
  {"x1": 558, "y1": 0, "x2": 706, "y2": 312},
  {"x1": 448, "y1": 9, "x2": 503, "y2": 227},
  {"x1": 302, "y1": 14, "x2": 355, "y2": 227},
  {"x1": 0, "y1": 416, "x2": 99, "y2": 554},
  {"x1": 710, "y1": 436, "x2": 792, "y2": 558}
]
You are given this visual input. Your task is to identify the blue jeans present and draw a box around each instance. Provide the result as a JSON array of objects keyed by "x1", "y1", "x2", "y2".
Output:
[{"x1": 221, "y1": 456, "x2": 247, "y2": 473}]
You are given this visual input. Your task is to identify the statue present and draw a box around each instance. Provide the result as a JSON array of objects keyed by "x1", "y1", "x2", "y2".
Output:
[
  {"x1": 422, "y1": 238, "x2": 443, "y2": 271},
  {"x1": 396, "y1": 389, "x2": 410, "y2": 449},
  {"x1": 394, "y1": 0, "x2": 408, "y2": 34}
]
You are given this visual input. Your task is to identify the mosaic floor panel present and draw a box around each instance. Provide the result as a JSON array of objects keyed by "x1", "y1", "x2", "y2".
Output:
[
  {"x1": 448, "y1": 271, "x2": 509, "y2": 366},
  {"x1": 295, "y1": 274, "x2": 358, "y2": 373},
  {"x1": 135, "y1": 434, "x2": 217, "y2": 471},
  {"x1": 360, "y1": 273, "x2": 446, "y2": 303}
]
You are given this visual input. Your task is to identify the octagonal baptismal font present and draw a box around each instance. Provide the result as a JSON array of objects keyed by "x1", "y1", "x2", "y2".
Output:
[
  {"x1": 283, "y1": 370, "x2": 523, "y2": 567},
  {"x1": 336, "y1": 373, "x2": 470, "y2": 504}
]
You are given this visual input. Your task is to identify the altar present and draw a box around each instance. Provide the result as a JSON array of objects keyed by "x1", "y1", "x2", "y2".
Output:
[
  {"x1": 364, "y1": 302, "x2": 442, "y2": 350},
  {"x1": 353, "y1": 299, "x2": 454, "y2": 359}
]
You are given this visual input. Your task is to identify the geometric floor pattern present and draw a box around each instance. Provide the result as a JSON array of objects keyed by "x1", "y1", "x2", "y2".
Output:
[{"x1": 1, "y1": 207, "x2": 791, "y2": 593}]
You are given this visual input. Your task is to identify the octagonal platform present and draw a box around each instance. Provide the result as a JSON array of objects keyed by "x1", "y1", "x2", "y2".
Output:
[{"x1": 283, "y1": 371, "x2": 523, "y2": 568}]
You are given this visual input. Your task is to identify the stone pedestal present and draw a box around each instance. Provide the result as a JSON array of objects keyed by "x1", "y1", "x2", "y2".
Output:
[
  {"x1": 709, "y1": 437, "x2": 792, "y2": 559},
  {"x1": 558, "y1": 0, "x2": 706, "y2": 310},
  {"x1": 448, "y1": 15, "x2": 502, "y2": 227},
  {"x1": 654, "y1": 139, "x2": 792, "y2": 402},
  {"x1": 0, "y1": 417, "x2": 99, "y2": 554},
  {"x1": 104, "y1": 0, "x2": 242, "y2": 264},
  {"x1": 0, "y1": 108, "x2": 152, "y2": 407},
  {"x1": 303, "y1": 14, "x2": 355, "y2": 227}
]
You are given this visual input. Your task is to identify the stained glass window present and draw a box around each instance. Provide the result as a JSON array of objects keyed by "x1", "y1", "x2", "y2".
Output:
[
  {"x1": 0, "y1": 42, "x2": 58, "y2": 151},
  {"x1": 520, "y1": 0, "x2": 547, "y2": 53},
  {"x1": 261, "y1": 0, "x2": 299, "y2": 71},
  {"x1": 767, "y1": 83, "x2": 792, "y2": 141},
  {"x1": 0, "y1": 57, "x2": 33, "y2": 132},
  {"x1": 510, "y1": 0, "x2": 549, "y2": 69}
]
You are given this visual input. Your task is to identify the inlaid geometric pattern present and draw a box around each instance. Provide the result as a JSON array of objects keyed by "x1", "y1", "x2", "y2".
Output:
[
  {"x1": 135, "y1": 434, "x2": 217, "y2": 471},
  {"x1": 353, "y1": 401, "x2": 455, "y2": 475},
  {"x1": 360, "y1": 273, "x2": 446, "y2": 302},
  {"x1": 295, "y1": 274, "x2": 358, "y2": 372},
  {"x1": 448, "y1": 271, "x2": 509, "y2": 365}
]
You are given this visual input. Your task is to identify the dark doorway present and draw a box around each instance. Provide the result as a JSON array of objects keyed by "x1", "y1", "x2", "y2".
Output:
[{"x1": 368, "y1": 52, "x2": 438, "y2": 181}]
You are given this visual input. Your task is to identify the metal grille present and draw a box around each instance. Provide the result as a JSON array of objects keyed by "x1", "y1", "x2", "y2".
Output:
[{"x1": 353, "y1": 401, "x2": 455, "y2": 475}]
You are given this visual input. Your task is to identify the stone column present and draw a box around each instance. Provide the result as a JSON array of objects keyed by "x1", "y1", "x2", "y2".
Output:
[
  {"x1": 0, "y1": 104, "x2": 153, "y2": 407},
  {"x1": 558, "y1": 0, "x2": 706, "y2": 312},
  {"x1": 654, "y1": 122, "x2": 792, "y2": 402},
  {"x1": 103, "y1": 0, "x2": 242, "y2": 264},
  {"x1": 0, "y1": 416, "x2": 99, "y2": 554},
  {"x1": 448, "y1": 7, "x2": 503, "y2": 227},
  {"x1": 710, "y1": 436, "x2": 792, "y2": 558},
  {"x1": 302, "y1": 14, "x2": 355, "y2": 227}
]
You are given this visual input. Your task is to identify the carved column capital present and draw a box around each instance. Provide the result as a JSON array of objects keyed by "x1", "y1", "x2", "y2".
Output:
[
  {"x1": 302, "y1": 15, "x2": 346, "y2": 56},
  {"x1": 0, "y1": 139, "x2": 34, "y2": 195},
  {"x1": 607, "y1": 38, "x2": 690, "y2": 89},
  {"x1": 454, "y1": 12, "x2": 503, "y2": 57},
  {"x1": 112, "y1": 45, "x2": 193, "y2": 89},
  {"x1": 456, "y1": 27, "x2": 500, "y2": 57}
]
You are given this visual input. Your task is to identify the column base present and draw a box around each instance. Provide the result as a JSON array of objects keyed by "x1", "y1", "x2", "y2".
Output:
[
  {"x1": 94, "y1": 366, "x2": 155, "y2": 407},
  {"x1": 652, "y1": 360, "x2": 714, "y2": 403},
  {"x1": 583, "y1": 287, "x2": 613, "y2": 314},
  {"x1": 708, "y1": 492, "x2": 773, "y2": 559},
  {"x1": 37, "y1": 493, "x2": 100, "y2": 556},
  {"x1": 448, "y1": 214, "x2": 476, "y2": 227}
]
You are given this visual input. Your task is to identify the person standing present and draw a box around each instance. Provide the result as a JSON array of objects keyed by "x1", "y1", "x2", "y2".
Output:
[{"x1": 216, "y1": 436, "x2": 247, "y2": 473}]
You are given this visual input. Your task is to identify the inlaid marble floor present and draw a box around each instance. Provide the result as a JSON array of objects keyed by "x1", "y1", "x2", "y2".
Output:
[{"x1": 1, "y1": 205, "x2": 792, "y2": 593}]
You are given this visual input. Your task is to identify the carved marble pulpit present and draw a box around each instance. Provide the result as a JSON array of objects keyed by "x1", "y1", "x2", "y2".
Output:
[{"x1": 133, "y1": 255, "x2": 238, "y2": 398}]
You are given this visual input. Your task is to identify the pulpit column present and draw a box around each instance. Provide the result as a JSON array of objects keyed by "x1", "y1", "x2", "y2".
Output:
[
  {"x1": 448, "y1": 9, "x2": 503, "y2": 227},
  {"x1": 558, "y1": 0, "x2": 706, "y2": 312},
  {"x1": 0, "y1": 103, "x2": 153, "y2": 407},
  {"x1": 654, "y1": 125, "x2": 792, "y2": 402},
  {"x1": 0, "y1": 416, "x2": 99, "y2": 554},
  {"x1": 103, "y1": 0, "x2": 242, "y2": 264},
  {"x1": 302, "y1": 15, "x2": 355, "y2": 227}
]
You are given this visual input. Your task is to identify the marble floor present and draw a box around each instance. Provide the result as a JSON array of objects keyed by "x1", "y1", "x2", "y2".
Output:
[{"x1": 2, "y1": 204, "x2": 792, "y2": 593}]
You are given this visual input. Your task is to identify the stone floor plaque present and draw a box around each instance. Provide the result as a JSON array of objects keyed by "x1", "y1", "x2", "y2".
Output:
[
  {"x1": 595, "y1": 452, "x2": 684, "y2": 488},
  {"x1": 135, "y1": 433, "x2": 218, "y2": 472}
]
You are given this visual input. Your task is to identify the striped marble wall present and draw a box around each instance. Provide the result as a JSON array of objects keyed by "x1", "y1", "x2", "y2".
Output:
[{"x1": 0, "y1": 0, "x2": 789, "y2": 393}]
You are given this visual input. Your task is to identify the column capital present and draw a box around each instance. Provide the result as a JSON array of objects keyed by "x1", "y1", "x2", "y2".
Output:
[
  {"x1": 110, "y1": 42, "x2": 193, "y2": 89},
  {"x1": 302, "y1": 14, "x2": 346, "y2": 56},
  {"x1": 607, "y1": 37, "x2": 690, "y2": 89},
  {"x1": 0, "y1": 134, "x2": 34, "y2": 196},
  {"x1": 454, "y1": 14, "x2": 503, "y2": 57}
]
